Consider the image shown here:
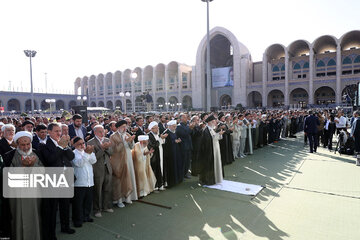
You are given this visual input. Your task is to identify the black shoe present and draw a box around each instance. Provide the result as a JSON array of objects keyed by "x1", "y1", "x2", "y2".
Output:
[
  {"x1": 61, "y1": 228, "x2": 76, "y2": 234},
  {"x1": 74, "y1": 223, "x2": 82, "y2": 228},
  {"x1": 84, "y1": 218, "x2": 94, "y2": 223}
]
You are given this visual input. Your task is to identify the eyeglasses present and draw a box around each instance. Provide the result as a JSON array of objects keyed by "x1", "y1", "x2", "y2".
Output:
[{"x1": 77, "y1": 142, "x2": 85, "y2": 145}]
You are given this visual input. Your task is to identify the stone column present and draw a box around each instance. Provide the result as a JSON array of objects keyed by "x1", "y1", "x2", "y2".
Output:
[
  {"x1": 285, "y1": 51, "x2": 290, "y2": 106},
  {"x1": 165, "y1": 65, "x2": 169, "y2": 111},
  {"x1": 309, "y1": 48, "x2": 314, "y2": 105},
  {"x1": 121, "y1": 72, "x2": 126, "y2": 111},
  {"x1": 336, "y1": 44, "x2": 342, "y2": 105},
  {"x1": 152, "y1": 69, "x2": 157, "y2": 110},
  {"x1": 178, "y1": 66, "x2": 182, "y2": 111},
  {"x1": 112, "y1": 73, "x2": 116, "y2": 109},
  {"x1": 262, "y1": 53, "x2": 268, "y2": 107}
]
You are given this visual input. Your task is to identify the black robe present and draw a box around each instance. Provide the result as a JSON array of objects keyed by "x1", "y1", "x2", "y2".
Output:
[
  {"x1": 148, "y1": 132, "x2": 165, "y2": 188},
  {"x1": 163, "y1": 129, "x2": 182, "y2": 187},
  {"x1": 198, "y1": 127, "x2": 216, "y2": 185},
  {"x1": 218, "y1": 122, "x2": 234, "y2": 165},
  {"x1": 190, "y1": 126, "x2": 202, "y2": 176}
]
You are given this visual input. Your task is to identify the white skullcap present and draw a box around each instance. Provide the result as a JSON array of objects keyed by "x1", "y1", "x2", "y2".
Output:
[
  {"x1": 261, "y1": 114, "x2": 267, "y2": 118},
  {"x1": 14, "y1": 131, "x2": 33, "y2": 142},
  {"x1": 148, "y1": 121, "x2": 158, "y2": 130},
  {"x1": 0, "y1": 122, "x2": 4, "y2": 128},
  {"x1": 1, "y1": 124, "x2": 15, "y2": 132},
  {"x1": 138, "y1": 135, "x2": 149, "y2": 141},
  {"x1": 167, "y1": 120, "x2": 177, "y2": 126}
]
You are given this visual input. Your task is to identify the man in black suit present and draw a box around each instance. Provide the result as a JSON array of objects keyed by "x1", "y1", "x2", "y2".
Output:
[
  {"x1": 32, "y1": 123, "x2": 48, "y2": 150},
  {"x1": 106, "y1": 121, "x2": 117, "y2": 138},
  {"x1": 350, "y1": 110, "x2": 360, "y2": 161},
  {"x1": 39, "y1": 123, "x2": 75, "y2": 239},
  {"x1": 176, "y1": 113, "x2": 193, "y2": 178},
  {"x1": 68, "y1": 114, "x2": 87, "y2": 141},
  {"x1": 158, "y1": 115, "x2": 167, "y2": 135},
  {"x1": 304, "y1": 111, "x2": 320, "y2": 153},
  {"x1": 134, "y1": 116, "x2": 145, "y2": 143}
]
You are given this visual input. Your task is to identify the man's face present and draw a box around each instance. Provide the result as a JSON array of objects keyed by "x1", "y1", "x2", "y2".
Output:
[
  {"x1": 140, "y1": 140, "x2": 148, "y2": 148},
  {"x1": 151, "y1": 125, "x2": 159, "y2": 134},
  {"x1": 37, "y1": 129, "x2": 47, "y2": 140},
  {"x1": 181, "y1": 114, "x2": 188, "y2": 123},
  {"x1": 61, "y1": 126, "x2": 69, "y2": 136},
  {"x1": 17, "y1": 137, "x2": 31, "y2": 153},
  {"x1": 75, "y1": 139, "x2": 86, "y2": 151},
  {"x1": 94, "y1": 128, "x2": 105, "y2": 139},
  {"x1": 169, "y1": 125, "x2": 176, "y2": 132},
  {"x1": 74, "y1": 119, "x2": 82, "y2": 128},
  {"x1": 118, "y1": 124, "x2": 127, "y2": 133},
  {"x1": 110, "y1": 123, "x2": 117, "y2": 132},
  {"x1": 137, "y1": 119, "x2": 144, "y2": 126},
  {"x1": 43, "y1": 118, "x2": 49, "y2": 124},
  {"x1": 148, "y1": 117, "x2": 153, "y2": 123},
  {"x1": 24, "y1": 124, "x2": 33, "y2": 132},
  {"x1": 49, "y1": 125, "x2": 62, "y2": 142},
  {"x1": 4, "y1": 127, "x2": 15, "y2": 140},
  {"x1": 161, "y1": 116, "x2": 166, "y2": 123}
]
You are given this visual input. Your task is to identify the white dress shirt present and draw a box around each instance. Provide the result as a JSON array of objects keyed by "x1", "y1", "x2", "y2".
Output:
[{"x1": 72, "y1": 149, "x2": 97, "y2": 187}]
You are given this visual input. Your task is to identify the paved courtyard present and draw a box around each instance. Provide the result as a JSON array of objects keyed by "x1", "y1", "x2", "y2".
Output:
[{"x1": 58, "y1": 134, "x2": 360, "y2": 240}]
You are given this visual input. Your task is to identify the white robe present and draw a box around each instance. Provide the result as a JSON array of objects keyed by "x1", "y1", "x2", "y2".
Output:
[{"x1": 209, "y1": 127, "x2": 223, "y2": 184}]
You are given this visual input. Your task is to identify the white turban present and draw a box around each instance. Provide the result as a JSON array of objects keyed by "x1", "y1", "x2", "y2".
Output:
[
  {"x1": 14, "y1": 131, "x2": 33, "y2": 143},
  {"x1": 148, "y1": 121, "x2": 158, "y2": 130},
  {"x1": 0, "y1": 122, "x2": 4, "y2": 129},
  {"x1": 167, "y1": 120, "x2": 177, "y2": 126},
  {"x1": 138, "y1": 135, "x2": 149, "y2": 141}
]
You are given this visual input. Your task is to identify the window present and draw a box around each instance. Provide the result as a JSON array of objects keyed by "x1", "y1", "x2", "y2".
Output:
[
  {"x1": 280, "y1": 76, "x2": 285, "y2": 80},
  {"x1": 272, "y1": 66, "x2": 280, "y2": 72},
  {"x1": 317, "y1": 60, "x2": 325, "y2": 67},
  {"x1": 316, "y1": 72, "x2": 326, "y2": 77},
  {"x1": 293, "y1": 63, "x2": 301, "y2": 70},
  {"x1": 354, "y1": 56, "x2": 360, "y2": 63},
  {"x1": 342, "y1": 70, "x2": 352, "y2": 75},
  {"x1": 303, "y1": 62, "x2": 309, "y2": 69},
  {"x1": 327, "y1": 59, "x2": 336, "y2": 66},
  {"x1": 327, "y1": 72, "x2": 336, "y2": 76},
  {"x1": 281, "y1": 65, "x2": 285, "y2": 71},
  {"x1": 298, "y1": 75, "x2": 302, "y2": 79},
  {"x1": 302, "y1": 74, "x2": 307, "y2": 78},
  {"x1": 342, "y1": 56, "x2": 352, "y2": 65},
  {"x1": 354, "y1": 69, "x2": 360, "y2": 74},
  {"x1": 272, "y1": 77, "x2": 280, "y2": 81}
]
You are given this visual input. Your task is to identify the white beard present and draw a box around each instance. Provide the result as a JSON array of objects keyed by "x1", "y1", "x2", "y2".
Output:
[{"x1": 17, "y1": 148, "x2": 32, "y2": 157}]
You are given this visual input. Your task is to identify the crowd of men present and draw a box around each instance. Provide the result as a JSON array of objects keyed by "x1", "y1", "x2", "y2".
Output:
[{"x1": 0, "y1": 107, "x2": 358, "y2": 239}]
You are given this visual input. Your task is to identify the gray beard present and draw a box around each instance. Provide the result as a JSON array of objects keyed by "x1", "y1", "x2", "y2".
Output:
[{"x1": 17, "y1": 148, "x2": 32, "y2": 157}]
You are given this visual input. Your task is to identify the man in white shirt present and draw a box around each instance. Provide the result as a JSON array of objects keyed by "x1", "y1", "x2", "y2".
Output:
[
  {"x1": 335, "y1": 110, "x2": 347, "y2": 134},
  {"x1": 71, "y1": 137, "x2": 96, "y2": 227}
]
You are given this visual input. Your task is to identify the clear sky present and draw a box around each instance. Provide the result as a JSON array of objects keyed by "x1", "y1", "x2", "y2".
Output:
[{"x1": 1, "y1": 0, "x2": 359, "y2": 94}]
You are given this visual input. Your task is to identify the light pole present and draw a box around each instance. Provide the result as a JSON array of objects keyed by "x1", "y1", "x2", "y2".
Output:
[
  {"x1": 159, "y1": 104, "x2": 163, "y2": 112},
  {"x1": 165, "y1": 102, "x2": 170, "y2": 112},
  {"x1": 24, "y1": 50, "x2": 37, "y2": 114},
  {"x1": 77, "y1": 96, "x2": 87, "y2": 105},
  {"x1": 119, "y1": 92, "x2": 131, "y2": 114},
  {"x1": 45, "y1": 98, "x2": 56, "y2": 115},
  {"x1": 131, "y1": 72, "x2": 137, "y2": 113},
  {"x1": 170, "y1": 103, "x2": 175, "y2": 112},
  {"x1": 201, "y1": 0, "x2": 213, "y2": 112}
]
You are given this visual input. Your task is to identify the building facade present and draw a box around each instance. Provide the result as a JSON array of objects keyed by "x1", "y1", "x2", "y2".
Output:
[{"x1": 75, "y1": 27, "x2": 360, "y2": 110}]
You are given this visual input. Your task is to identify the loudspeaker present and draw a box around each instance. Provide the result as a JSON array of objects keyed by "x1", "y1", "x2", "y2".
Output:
[{"x1": 72, "y1": 105, "x2": 88, "y2": 124}]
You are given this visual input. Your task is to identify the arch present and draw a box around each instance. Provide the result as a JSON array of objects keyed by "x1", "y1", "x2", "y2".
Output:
[
  {"x1": 74, "y1": 77, "x2": 81, "y2": 95},
  {"x1": 280, "y1": 65, "x2": 285, "y2": 71},
  {"x1": 219, "y1": 94, "x2": 231, "y2": 108},
  {"x1": 115, "y1": 100, "x2": 122, "y2": 110},
  {"x1": 106, "y1": 100, "x2": 113, "y2": 110},
  {"x1": 312, "y1": 35, "x2": 338, "y2": 54},
  {"x1": 317, "y1": 60, "x2": 325, "y2": 67},
  {"x1": 247, "y1": 91, "x2": 262, "y2": 108},
  {"x1": 25, "y1": 99, "x2": 38, "y2": 112},
  {"x1": 354, "y1": 55, "x2": 360, "y2": 63},
  {"x1": 288, "y1": 39, "x2": 310, "y2": 57},
  {"x1": 342, "y1": 56, "x2": 352, "y2": 65},
  {"x1": 167, "y1": 61, "x2": 179, "y2": 91},
  {"x1": 293, "y1": 63, "x2": 301, "y2": 70},
  {"x1": 143, "y1": 65, "x2": 154, "y2": 92},
  {"x1": 290, "y1": 88, "x2": 308, "y2": 107},
  {"x1": 56, "y1": 100, "x2": 65, "y2": 110},
  {"x1": 98, "y1": 101, "x2": 104, "y2": 107},
  {"x1": 314, "y1": 86, "x2": 335, "y2": 105},
  {"x1": 265, "y1": 44, "x2": 286, "y2": 60},
  {"x1": 272, "y1": 66, "x2": 280, "y2": 72},
  {"x1": 90, "y1": 102, "x2": 96, "y2": 107},
  {"x1": 182, "y1": 95, "x2": 192, "y2": 110},
  {"x1": 114, "y1": 71, "x2": 122, "y2": 94},
  {"x1": 156, "y1": 97, "x2": 165, "y2": 110},
  {"x1": 69, "y1": 100, "x2": 77, "y2": 110},
  {"x1": 267, "y1": 89, "x2": 284, "y2": 107},
  {"x1": 327, "y1": 59, "x2": 336, "y2": 66},
  {"x1": 155, "y1": 64, "x2": 165, "y2": 91},
  {"x1": 7, "y1": 98, "x2": 20, "y2": 111},
  {"x1": 40, "y1": 100, "x2": 50, "y2": 111},
  {"x1": 105, "y1": 72, "x2": 113, "y2": 95},
  {"x1": 81, "y1": 76, "x2": 89, "y2": 96},
  {"x1": 340, "y1": 30, "x2": 360, "y2": 50},
  {"x1": 303, "y1": 62, "x2": 309, "y2": 68}
]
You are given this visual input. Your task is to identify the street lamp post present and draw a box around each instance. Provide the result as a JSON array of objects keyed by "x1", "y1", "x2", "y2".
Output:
[
  {"x1": 158, "y1": 104, "x2": 163, "y2": 112},
  {"x1": 165, "y1": 102, "x2": 170, "y2": 112},
  {"x1": 119, "y1": 92, "x2": 131, "y2": 114},
  {"x1": 24, "y1": 50, "x2": 37, "y2": 114},
  {"x1": 201, "y1": 0, "x2": 213, "y2": 112},
  {"x1": 77, "y1": 96, "x2": 87, "y2": 105},
  {"x1": 131, "y1": 72, "x2": 137, "y2": 113},
  {"x1": 176, "y1": 102, "x2": 182, "y2": 111},
  {"x1": 45, "y1": 98, "x2": 56, "y2": 115}
]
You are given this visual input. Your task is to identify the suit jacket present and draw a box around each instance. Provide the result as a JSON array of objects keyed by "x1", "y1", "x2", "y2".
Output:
[
  {"x1": 87, "y1": 137, "x2": 113, "y2": 176},
  {"x1": 68, "y1": 124, "x2": 87, "y2": 140},
  {"x1": 32, "y1": 134, "x2": 48, "y2": 150},
  {"x1": 0, "y1": 138, "x2": 14, "y2": 159},
  {"x1": 176, "y1": 122, "x2": 193, "y2": 151},
  {"x1": 38, "y1": 138, "x2": 74, "y2": 167},
  {"x1": 158, "y1": 122, "x2": 166, "y2": 135},
  {"x1": 304, "y1": 115, "x2": 320, "y2": 134},
  {"x1": 134, "y1": 125, "x2": 145, "y2": 143}
]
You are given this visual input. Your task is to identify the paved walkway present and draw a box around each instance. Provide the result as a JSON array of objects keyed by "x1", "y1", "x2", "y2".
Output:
[{"x1": 58, "y1": 134, "x2": 360, "y2": 240}]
